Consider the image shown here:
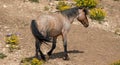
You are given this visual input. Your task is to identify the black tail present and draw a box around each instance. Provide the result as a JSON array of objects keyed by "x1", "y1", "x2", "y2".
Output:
[{"x1": 31, "y1": 20, "x2": 51, "y2": 42}]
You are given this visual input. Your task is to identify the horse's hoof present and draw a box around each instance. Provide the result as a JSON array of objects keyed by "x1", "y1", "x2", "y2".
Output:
[
  {"x1": 35, "y1": 54, "x2": 39, "y2": 58},
  {"x1": 35, "y1": 55, "x2": 41, "y2": 60},
  {"x1": 47, "y1": 52, "x2": 52, "y2": 56},
  {"x1": 45, "y1": 55, "x2": 50, "y2": 61},
  {"x1": 63, "y1": 56, "x2": 70, "y2": 60},
  {"x1": 41, "y1": 55, "x2": 46, "y2": 61}
]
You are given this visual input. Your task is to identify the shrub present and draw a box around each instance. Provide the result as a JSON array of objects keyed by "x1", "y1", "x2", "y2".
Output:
[
  {"x1": 29, "y1": 0, "x2": 39, "y2": 3},
  {"x1": 115, "y1": 28, "x2": 120, "y2": 36},
  {"x1": 89, "y1": 8, "x2": 106, "y2": 21},
  {"x1": 0, "y1": 53, "x2": 7, "y2": 59},
  {"x1": 21, "y1": 58, "x2": 44, "y2": 65},
  {"x1": 31, "y1": 58, "x2": 43, "y2": 65},
  {"x1": 44, "y1": 6, "x2": 49, "y2": 11},
  {"x1": 6, "y1": 34, "x2": 19, "y2": 45},
  {"x1": 111, "y1": 60, "x2": 120, "y2": 65},
  {"x1": 5, "y1": 33, "x2": 19, "y2": 52},
  {"x1": 74, "y1": 0, "x2": 98, "y2": 8},
  {"x1": 114, "y1": 0, "x2": 119, "y2": 1},
  {"x1": 56, "y1": 1, "x2": 71, "y2": 11}
]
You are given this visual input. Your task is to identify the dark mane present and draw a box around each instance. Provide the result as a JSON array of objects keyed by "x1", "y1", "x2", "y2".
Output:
[{"x1": 60, "y1": 7, "x2": 88, "y2": 19}]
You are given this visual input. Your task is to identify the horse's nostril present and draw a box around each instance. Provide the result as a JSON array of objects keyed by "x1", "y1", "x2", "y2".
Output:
[{"x1": 84, "y1": 24, "x2": 89, "y2": 28}]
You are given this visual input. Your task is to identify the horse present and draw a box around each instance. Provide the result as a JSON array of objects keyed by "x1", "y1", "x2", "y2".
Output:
[{"x1": 31, "y1": 6, "x2": 89, "y2": 61}]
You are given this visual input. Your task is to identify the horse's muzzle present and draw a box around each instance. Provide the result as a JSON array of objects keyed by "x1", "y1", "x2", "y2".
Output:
[{"x1": 84, "y1": 23, "x2": 89, "y2": 28}]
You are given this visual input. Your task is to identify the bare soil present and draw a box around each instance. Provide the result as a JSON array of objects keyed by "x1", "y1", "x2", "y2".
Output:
[{"x1": 0, "y1": 0, "x2": 120, "y2": 65}]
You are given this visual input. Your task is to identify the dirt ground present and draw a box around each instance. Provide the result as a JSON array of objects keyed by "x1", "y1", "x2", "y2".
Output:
[{"x1": 0, "y1": 0, "x2": 120, "y2": 65}]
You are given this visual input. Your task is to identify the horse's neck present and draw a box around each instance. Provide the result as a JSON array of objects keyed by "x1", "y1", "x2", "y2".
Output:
[
  {"x1": 68, "y1": 17, "x2": 76, "y2": 24},
  {"x1": 65, "y1": 13, "x2": 79, "y2": 24},
  {"x1": 59, "y1": 12, "x2": 77, "y2": 24}
]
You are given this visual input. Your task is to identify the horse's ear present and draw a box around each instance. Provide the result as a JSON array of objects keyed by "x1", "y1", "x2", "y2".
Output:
[
  {"x1": 83, "y1": 8, "x2": 89, "y2": 15},
  {"x1": 78, "y1": 6, "x2": 89, "y2": 15},
  {"x1": 78, "y1": 7, "x2": 85, "y2": 11}
]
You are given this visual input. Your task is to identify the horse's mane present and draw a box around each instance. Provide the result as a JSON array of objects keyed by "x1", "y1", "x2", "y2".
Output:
[{"x1": 60, "y1": 6, "x2": 88, "y2": 19}]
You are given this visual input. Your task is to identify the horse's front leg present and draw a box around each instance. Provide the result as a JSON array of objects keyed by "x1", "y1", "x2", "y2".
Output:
[{"x1": 62, "y1": 32, "x2": 69, "y2": 60}]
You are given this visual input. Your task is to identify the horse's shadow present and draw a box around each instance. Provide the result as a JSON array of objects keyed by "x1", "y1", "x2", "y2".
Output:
[
  {"x1": 22, "y1": 50, "x2": 84, "y2": 61},
  {"x1": 49, "y1": 50, "x2": 84, "y2": 59}
]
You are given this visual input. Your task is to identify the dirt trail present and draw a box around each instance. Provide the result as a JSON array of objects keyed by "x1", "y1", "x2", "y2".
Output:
[
  {"x1": 42, "y1": 25, "x2": 120, "y2": 65},
  {"x1": 0, "y1": 0, "x2": 120, "y2": 65},
  {"x1": 1, "y1": 24, "x2": 120, "y2": 65}
]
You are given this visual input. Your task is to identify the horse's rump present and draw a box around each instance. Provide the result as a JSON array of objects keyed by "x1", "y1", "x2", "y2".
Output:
[{"x1": 31, "y1": 20, "x2": 51, "y2": 42}]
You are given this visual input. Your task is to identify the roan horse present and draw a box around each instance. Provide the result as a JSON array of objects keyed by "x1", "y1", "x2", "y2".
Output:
[{"x1": 31, "y1": 6, "x2": 89, "y2": 61}]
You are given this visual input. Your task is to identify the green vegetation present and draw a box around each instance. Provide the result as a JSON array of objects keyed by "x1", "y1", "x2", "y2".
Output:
[
  {"x1": 5, "y1": 34, "x2": 20, "y2": 52},
  {"x1": 21, "y1": 58, "x2": 44, "y2": 65},
  {"x1": 31, "y1": 58, "x2": 43, "y2": 65},
  {"x1": 114, "y1": 0, "x2": 119, "y2": 1},
  {"x1": 56, "y1": 1, "x2": 71, "y2": 11},
  {"x1": 90, "y1": 8, "x2": 106, "y2": 21},
  {"x1": 44, "y1": 6, "x2": 49, "y2": 11},
  {"x1": 73, "y1": 0, "x2": 106, "y2": 21},
  {"x1": 74, "y1": 0, "x2": 98, "y2": 8},
  {"x1": 111, "y1": 60, "x2": 120, "y2": 65},
  {"x1": 115, "y1": 28, "x2": 120, "y2": 36},
  {"x1": 0, "y1": 53, "x2": 7, "y2": 59},
  {"x1": 29, "y1": 0, "x2": 39, "y2": 3},
  {"x1": 56, "y1": 0, "x2": 106, "y2": 21}
]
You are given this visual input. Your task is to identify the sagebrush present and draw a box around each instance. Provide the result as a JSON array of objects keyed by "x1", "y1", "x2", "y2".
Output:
[
  {"x1": 56, "y1": 1, "x2": 71, "y2": 11},
  {"x1": 5, "y1": 34, "x2": 19, "y2": 52},
  {"x1": 111, "y1": 60, "x2": 120, "y2": 65},
  {"x1": 90, "y1": 8, "x2": 106, "y2": 21},
  {"x1": 0, "y1": 53, "x2": 7, "y2": 59},
  {"x1": 21, "y1": 58, "x2": 44, "y2": 65},
  {"x1": 29, "y1": 0, "x2": 39, "y2": 3},
  {"x1": 74, "y1": 0, "x2": 98, "y2": 8}
]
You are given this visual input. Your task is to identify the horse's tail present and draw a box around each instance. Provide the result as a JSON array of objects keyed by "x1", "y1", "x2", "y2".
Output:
[{"x1": 31, "y1": 20, "x2": 51, "y2": 42}]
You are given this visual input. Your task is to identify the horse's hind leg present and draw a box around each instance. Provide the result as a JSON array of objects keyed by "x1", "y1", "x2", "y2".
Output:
[
  {"x1": 35, "y1": 39, "x2": 46, "y2": 60},
  {"x1": 35, "y1": 39, "x2": 39, "y2": 58},
  {"x1": 47, "y1": 37, "x2": 57, "y2": 56}
]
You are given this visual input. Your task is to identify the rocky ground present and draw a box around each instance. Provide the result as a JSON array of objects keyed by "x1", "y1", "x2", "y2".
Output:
[{"x1": 0, "y1": 0, "x2": 120, "y2": 65}]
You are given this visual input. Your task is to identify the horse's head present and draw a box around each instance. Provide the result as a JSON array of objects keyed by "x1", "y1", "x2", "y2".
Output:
[{"x1": 77, "y1": 8, "x2": 89, "y2": 28}]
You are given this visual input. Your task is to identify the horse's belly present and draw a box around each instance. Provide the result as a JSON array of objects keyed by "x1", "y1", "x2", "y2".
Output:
[{"x1": 49, "y1": 29, "x2": 61, "y2": 37}]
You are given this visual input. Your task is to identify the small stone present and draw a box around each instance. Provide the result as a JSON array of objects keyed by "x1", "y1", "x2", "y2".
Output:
[
  {"x1": 2, "y1": 48, "x2": 6, "y2": 52},
  {"x1": 6, "y1": 29, "x2": 10, "y2": 32},
  {"x1": 3, "y1": 5, "x2": 7, "y2": 8},
  {"x1": 6, "y1": 44, "x2": 9, "y2": 48},
  {"x1": 4, "y1": 26, "x2": 9, "y2": 29},
  {"x1": 115, "y1": 28, "x2": 120, "y2": 35}
]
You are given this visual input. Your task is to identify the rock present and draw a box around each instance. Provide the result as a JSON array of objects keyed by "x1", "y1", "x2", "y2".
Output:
[
  {"x1": 6, "y1": 44, "x2": 10, "y2": 48},
  {"x1": 115, "y1": 28, "x2": 120, "y2": 35},
  {"x1": 2, "y1": 48, "x2": 7, "y2": 52},
  {"x1": 3, "y1": 4, "x2": 7, "y2": 8}
]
